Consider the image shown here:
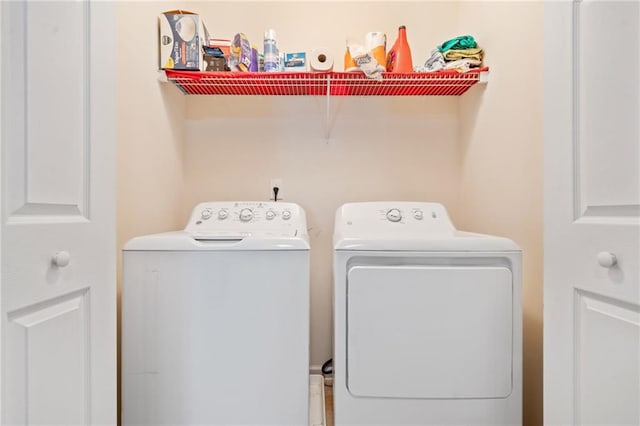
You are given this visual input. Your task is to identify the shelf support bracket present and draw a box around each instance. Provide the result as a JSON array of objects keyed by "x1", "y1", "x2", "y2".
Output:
[
  {"x1": 325, "y1": 75, "x2": 331, "y2": 140},
  {"x1": 479, "y1": 70, "x2": 490, "y2": 84},
  {"x1": 157, "y1": 70, "x2": 168, "y2": 83}
]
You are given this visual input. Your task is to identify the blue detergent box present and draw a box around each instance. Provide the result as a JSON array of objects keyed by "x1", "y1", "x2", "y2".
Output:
[{"x1": 284, "y1": 52, "x2": 307, "y2": 71}]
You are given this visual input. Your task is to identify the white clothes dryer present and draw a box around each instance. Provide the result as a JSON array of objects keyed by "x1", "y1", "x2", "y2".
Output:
[
  {"x1": 333, "y1": 202, "x2": 522, "y2": 426},
  {"x1": 122, "y1": 201, "x2": 310, "y2": 426}
]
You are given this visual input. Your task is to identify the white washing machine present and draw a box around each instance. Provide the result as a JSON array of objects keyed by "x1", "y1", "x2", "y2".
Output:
[
  {"x1": 333, "y1": 202, "x2": 522, "y2": 426},
  {"x1": 122, "y1": 201, "x2": 310, "y2": 426}
]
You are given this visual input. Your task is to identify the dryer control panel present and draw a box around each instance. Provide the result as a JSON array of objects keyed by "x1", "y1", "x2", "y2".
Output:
[
  {"x1": 335, "y1": 202, "x2": 456, "y2": 237},
  {"x1": 185, "y1": 201, "x2": 307, "y2": 238}
]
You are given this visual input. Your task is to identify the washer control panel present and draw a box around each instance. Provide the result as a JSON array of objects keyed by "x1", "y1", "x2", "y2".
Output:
[{"x1": 186, "y1": 201, "x2": 304, "y2": 235}]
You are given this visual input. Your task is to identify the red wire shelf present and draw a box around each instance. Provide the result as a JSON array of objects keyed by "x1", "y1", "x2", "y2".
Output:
[{"x1": 163, "y1": 68, "x2": 489, "y2": 97}]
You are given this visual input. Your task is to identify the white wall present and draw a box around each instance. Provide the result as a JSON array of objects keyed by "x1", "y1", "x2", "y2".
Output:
[
  {"x1": 117, "y1": 0, "x2": 187, "y2": 260},
  {"x1": 457, "y1": 3, "x2": 543, "y2": 425}
]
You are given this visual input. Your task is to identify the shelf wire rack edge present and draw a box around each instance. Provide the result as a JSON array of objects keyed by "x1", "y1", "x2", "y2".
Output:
[{"x1": 165, "y1": 68, "x2": 487, "y2": 96}]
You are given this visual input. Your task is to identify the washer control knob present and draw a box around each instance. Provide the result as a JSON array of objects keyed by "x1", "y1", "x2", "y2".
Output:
[
  {"x1": 386, "y1": 208, "x2": 402, "y2": 222},
  {"x1": 201, "y1": 208, "x2": 213, "y2": 220},
  {"x1": 217, "y1": 209, "x2": 229, "y2": 220},
  {"x1": 282, "y1": 210, "x2": 292, "y2": 221},
  {"x1": 413, "y1": 210, "x2": 424, "y2": 220},
  {"x1": 239, "y1": 208, "x2": 253, "y2": 222},
  {"x1": 266, "y1": 210, "x2": 276, "y2": 220}
]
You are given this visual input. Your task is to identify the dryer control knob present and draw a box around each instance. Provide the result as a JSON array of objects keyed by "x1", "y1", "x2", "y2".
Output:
[
  {"x1": 387, "y1": 209, "x2": 402, "y2": 222},
  {"x1": 266, "y1": 210, "x2": 276, "y2": 220},
  {"x1": 413, "y1": 210, "x2": 424, "y2": 220},
  {"x1": 218, "y1": 209, "x2": 229, "y2": 220},
  {"x1": 282, "y1": 210, "x2": 292, "y2": 220},
  {"x1": 201, "y1": 208, "x2": 213, "y2": 220},
  {"x1": 239, "y1": 208, "x2": 253, "y2": 222}
]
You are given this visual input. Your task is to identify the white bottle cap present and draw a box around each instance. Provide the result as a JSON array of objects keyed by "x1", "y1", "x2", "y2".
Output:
[{"x1": 264, "y1": 29, "x2": 277, "y2": 40}]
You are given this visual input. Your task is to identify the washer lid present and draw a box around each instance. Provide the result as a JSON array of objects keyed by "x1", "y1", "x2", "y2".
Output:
[
  {"x1": 334, "y1": 202, "x2": 519, "y2": 252},
  {"x1": 124, "y1": 230, "x2": 309, "y2": 251}
]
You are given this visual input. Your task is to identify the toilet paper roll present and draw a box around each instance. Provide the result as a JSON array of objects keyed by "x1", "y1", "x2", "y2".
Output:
[{"x1": 309, "y1": 49, "x2": 334, "y2": 72}]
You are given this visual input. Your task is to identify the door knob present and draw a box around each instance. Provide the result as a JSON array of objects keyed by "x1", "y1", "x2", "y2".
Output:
[
  {"x1": 52, "y1": 251, "x2": 71, "y2": 268},
  {"x1": 597, "y1": 252, "x2": 617, "y2": 268}
]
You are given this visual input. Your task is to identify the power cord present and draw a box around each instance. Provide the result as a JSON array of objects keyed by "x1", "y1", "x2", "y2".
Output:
[
  {"x1": 321, "y1": 358, "x2": 333, "y2": 386},
  {"x1": 322, "y1": 358, "x2": 333, "y2": 375}
]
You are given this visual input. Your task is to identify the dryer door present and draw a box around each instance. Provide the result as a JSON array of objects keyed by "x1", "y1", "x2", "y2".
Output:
[{"x1": 347, "y1": 265, "x2": 513, "y2": 399}]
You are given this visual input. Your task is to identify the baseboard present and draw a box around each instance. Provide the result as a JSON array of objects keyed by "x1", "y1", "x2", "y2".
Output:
[{"x1": 309, "y1": 375, "x2": 326, "y2": 426}]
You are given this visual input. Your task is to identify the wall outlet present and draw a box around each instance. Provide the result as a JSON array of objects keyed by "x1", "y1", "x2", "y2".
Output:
[{"x1": 270, "y1": 178, "x2": 283, "y2": 201}]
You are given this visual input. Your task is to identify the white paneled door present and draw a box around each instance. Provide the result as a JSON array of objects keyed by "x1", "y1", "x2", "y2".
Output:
[
  {"x1": 544, "y1": 1, "x2": 640, "y2": 425},
  {"x1": 1, "y1": 1, "x2": 116, "y2": 425}
]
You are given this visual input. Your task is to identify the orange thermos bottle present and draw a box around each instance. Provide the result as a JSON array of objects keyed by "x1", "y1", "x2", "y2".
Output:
[{"x1": 386, "y1": 25, "x2": 413, "y2": 72}]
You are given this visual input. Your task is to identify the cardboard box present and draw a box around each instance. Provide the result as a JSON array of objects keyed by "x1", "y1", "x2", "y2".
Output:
[
  {"x1": 158, "y1": 10, "x2": 210, "y2": 71},
  {"x1": 229, "y1": 33, "x2": 253, "y2": 72},
  {"x1": 210, "y1": 38, "x2": 231, "y2": 59}
]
